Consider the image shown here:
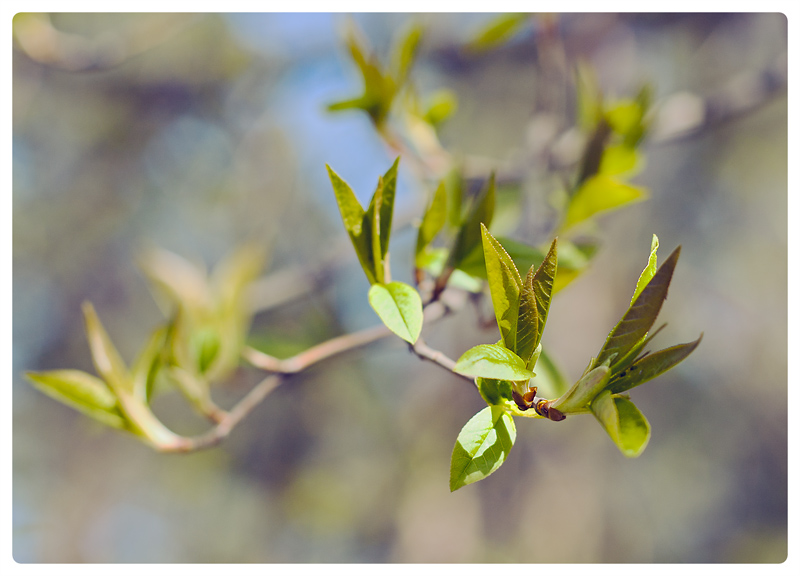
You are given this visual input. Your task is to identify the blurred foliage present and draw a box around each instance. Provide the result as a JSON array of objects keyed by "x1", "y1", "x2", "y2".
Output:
[{"x1": 12, "y1": 12, "x2": 787, "y2": 564}]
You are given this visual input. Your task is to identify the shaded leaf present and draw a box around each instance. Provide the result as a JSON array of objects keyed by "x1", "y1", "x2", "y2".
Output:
[
  {"x1": 454, "y1": 344, "x2": 533, "y2": 382},
  {"x1": 606, "y1": 334, "x2": 703, "y2": 395},
  {"x1": 368, "y1": 281, "x2": 423, "y2": 344},
  {"x1": 26, "y1": 370, "x2": 128, "y2": 430},
  {"x1": 596, "y1": 246, "x2": 681, "y2": 368},
  {"x1": 415, "y1": 181, "x2": 447, "y2": 259},
  {"x1": 477, "y1": 377, "x2": 514, "y2": 406},
  {"x1": 481, "y1": 223, "x2": 522, "y2": 350},
  {"x1": 449, "y1": 173, "x2": 496, "y2": 270},
  {"x1": 450, "y1": 406, "x2": 516, "y2": 491},
  {"x1": 563, "y1": 174, "x2": 648, "y2": 230},
  {"x1": 529, "y1": 238, "x2": 558, "y2": 353},
  {"x1": 591, "y1": 391, "x2": 651, "y2": 457}
]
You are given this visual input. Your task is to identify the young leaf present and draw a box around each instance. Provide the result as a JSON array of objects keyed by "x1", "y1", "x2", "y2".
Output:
[
  {"x1": 480, "y1": 223, "x2": 522, "y2": 351},
  {"x1": 377, "y1": 157, "x2": 399, "y2": 259},
  {"x1": 529, "y1": 238, "x2": 557, "y2": 353},
  {"x1": 131, "y1": 326, "x2": 169, "y2": 403},
  {"x1": 368, "y1": 281, "x2": 423, "y2": 344},
  {"x1": 476, "y1": 377, "x2": 514, "y2": 406},
  {"x1": 453, "y1": 344, "x2": 533, "y2": 382},
  {"x1": 606, "y1": 334, "x2": 703, "y2": 395},
  {"x1": 631, "y1": 234, "x2": 659, "y2": 304},
  {"x1": 551, "y1": 363, "x2": 610, "y2": 414},
  {"x1": 415, "y1": 180, "x2": 447, "y2": 259},
  {"x1": 591, "y1": 391, "x2": 651, "y2": 457},
  {"x1": 562, "y1": 174, "x2": 648, "y2": 231},
  {"x1": 450, "y1": 406, "x2": 516, "y2": 491},
  {"x1": 26, "y1": 370, "x2": 128, "y2": 430},
  {"x1": 364, "y1": 175, "x2": 385, "y2": 284},
  {"x1": 327, "y1": 164, "x2": 376, "y2": 284},
  {"x1": 391, "y1": 22, "x2": 422, "y2": 85},
  {"x1": 468, "y1": 13, "x2": 529, "y2": 51},
  {"x1": 599, "y1": 143, "x2": 639, "y2": 177},
  {"x1": 515, "y1": 265, "x2": 539, "y2": 367},
  {"x1": 449, "y1": 173, "x2": 496, "y2": 271},
  {"x1": 82, "y1": 302, "x2": 133, "y2": 397},
  {"x1": 596, "y1": 246, "x2": 681, "y2": 368}
]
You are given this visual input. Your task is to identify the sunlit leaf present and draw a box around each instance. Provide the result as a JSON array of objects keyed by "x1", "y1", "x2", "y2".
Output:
[
  {"x1": 563, "y1": 174, "x2": 648, "y2": 230},
  {"x1": 368, "y1": 281, "x2": 423, "y2": 344},
  {"x1": 596, "y1": 246, "x2": 681, "y2": 367},
  {"x1": 606, "y1": 334, "x2": 703, "y2": 395},
  {"x1": 327, "y1": 164, "x2": 376, "y2": 284},
  {"x1": 529, "y1": 237, "x2": 557, "y2": 353},
  {"x1": 450, "y1": 406, "x2": 516, "y2": 491},
  {"x1": 591, "y1": 391, "x2": 651, "y2": 457},
  {"x1": 468, "y1": 13, "x2": 529, "y2": 51},
  {"x1": 515, "y1": 265, "x2": 539, "y2": 367},
  {"x1": 481, "y1": 223, "x2": 522, "y2": 350},
  {"x1": 26, "y1": 370, "x2": 128, "y2": 430},
  {"x1": 454, "y1": 343, "x2": 533, "y2": 381},
  {"x1": 632, "y1": 234, "x2": 659, "y2": 304}
]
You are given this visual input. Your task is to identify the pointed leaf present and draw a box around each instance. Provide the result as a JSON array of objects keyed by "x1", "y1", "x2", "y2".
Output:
[
  {"x1": 529, "y1": 238, "x2": 558, "y2": 352},
  {"x1": 453, "y1": 344, "x2": 533, "y2": 381},
  {"x1": 449, "y1": 173, "x2": 495, "y2": 270},
  {"x1": 631, "y1": 234, "x2": 659, "y2": 304},
  {"x1": 82, "y1": 302, "x2": 133, "y2": 396},
  {"x1": 364, "y1": 176, "x2": 385, "y2": 283},
  {"x1": 551, "y1": 363, "x2": 610, "y2": 413},
  {"x1": 450, "y1": 406, "x2": 516, "y2": 491},
  {"x1": 379, "y1": 158, "x2": 399, "y2": 258},
  {"x1": 563, "y1": 174, "x2": 648, "y2": 230},
  {"x1": 26, "y1": 370, "x2": 128, "y2": 430},
  {"x1": 481, "y1": 224, "x2": 522, "y2": 350},
  {"x1": 596, "y1": 246, "x2": 681, "y2": 367},
  {"x1": 515, "y1": 265, "x2": 539, "y2": 366},
  {"x1": 468, "y1": 13, "x2": 529, "y2": 51},
  {"x1": 368, "y1": 281, "x2": 423, "y2": 344},
  {"x1": 327, "y1": 164, "x2": 377, "y2": 284},
  {"x1": 607, "y1": 334, "x2": 703, "y2": 395},
  {"x1": 415, "y1": 181, "x2": 447, "y2": 259},
  {"x1": 591, "y1": 391, "x2": 650, "y2": 457},
  {"x1": 391, "y1": 22, "x2": 422, "y2": 84},
  {"x1": 131, "y1": 326, "x2": 169, "y2": 403}
]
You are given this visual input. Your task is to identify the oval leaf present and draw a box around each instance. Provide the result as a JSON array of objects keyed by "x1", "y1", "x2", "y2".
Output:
[
  {"x1": 368, "y1": 281, "x2": 423, "y2": 344},
  {"x1": 453, "y1": 343, "x2": 533, "y2": 381},
  {"x1": 450, "y1": 406, "x2": 516, "y2": 491}
]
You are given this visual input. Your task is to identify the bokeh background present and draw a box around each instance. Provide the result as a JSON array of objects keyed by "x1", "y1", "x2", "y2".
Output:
[{"x1": 12, "y1": 13, "x2": 787, "y2": 563}]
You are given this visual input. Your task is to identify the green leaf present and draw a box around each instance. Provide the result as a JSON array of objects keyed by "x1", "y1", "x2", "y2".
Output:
[
  {"x1": 455, "y1": 236, "x2": 545, "y2": 281},
  {"x1": 591, "y1": 391, "x2": 651, "y2": 457},
  {"x1": 26, "y1": 370, "x2": 128, "y2": 430},
  {"x1": 449, "y1": 173, "x2": 496, "y2": 271},
  {"x1": 480, "y1": 224, "x2": 522, "y2": 351},
  {"x1": 515, "y1": 265, "x2": 539, "y2": 367},
  {"x1": 606, "y1": 334, "x2": 703, "y2": 395},
  {"x1": 423, "y1": 89, "x2": 458, "y2": 125},
  {"x1": 368, "y1": 281, "x2": 423, "y2": 344},
  {"x1": 468, "y1": 13, "x2": 529, "y2": 51},
  {"x1": 450, "y1": 406, "x2": 516, "y2": 491},
  {"x1": 563, "y1": 174, "x2": 648, "y2": 230},
  {"x1": 376, "y1": 157, "x2": 399, "y2": 260},
  {"x1": 596, "y1": 246, "x2": 681, "y2": 368},
  {"x1": 415, "y1": 181, "x2": 447, "y2": 259},
  {"x1": 391, "y1": 22, "x2": 422, "y2": 85},
  {"x1": 82, "y1": 302, "x2": 133, "y2": 397},
  {"x1": 131, "y1": 326, "x2": 169, "y2": 403},
  {"x1": 632, "y1": 234, "x2": 659, "y2": 304},
  {"x1": 599, "y1": 144, "x2": 640, "y2": 177},
  {"x1": 477, "y1": 377, "x2": 514, "y2": 406},
  {"x1": 453, "y1": 344, "x2": 533, "y2": 381},
  {"x1": 528, "y1": 238, "x2": 557, "y2": 353},
  {"x1": 327, "y1": 164, "x2": 376, "y2": 284},
  {"x1": 605, "y1": 99, "x2": 645, "y2": 142},
  {"x1": 364, "y1": 175, "x2": 385, "y2": 284},
  {"x1": 551, "y1": 363, "x2": 611, "y2": 414}
]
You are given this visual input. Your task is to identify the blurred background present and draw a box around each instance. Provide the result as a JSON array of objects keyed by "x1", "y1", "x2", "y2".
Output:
[{"x1": 12, "y1": 13, "x2": 787, "y2": 563}]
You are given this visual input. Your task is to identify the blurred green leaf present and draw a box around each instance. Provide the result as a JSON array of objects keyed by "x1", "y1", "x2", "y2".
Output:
[
  {"x1": 131, "y1": 326, "x2": 169, "y2": 403},
  {"x1": 481, "y1": 223, "x2": 522, "y2": 351},
  {"x1": 82, "y1": 302, "x2": 133, "y2": 397},
  {"x1": 599, "y1": 143, "x2": 640, "y2": 177},
  {"x1": 450, "y1": 406, "x2": 516, "y2": 491},
  {"x1": 596, "y1": 246, "x2": 681, "y2": 368},
  {"x1": 605, "y1": 100, "x2": 643, "y2": 139},
  {"x1": 606, "y1": 334, "x2": 703, "y2": 395},
  {"x1": 468, "y1": 13, "x2": 529, "y2": 51},
  {"x1": 391, "y1": 22, "x2": 422, "y2": 85},
  {"x1": 454, "y1": 343, "x2": 533, "y2": 382},
  {"x1": 632, "y1": 234, "x2": 659, "y2": 304},
  {"x1": 455, "y1": 236, "x2": 544, "y2": 281},
  {"x1": 26, "y1": 370, "x2": 128, "y2": 430},
  {"x1": 137, "y1": 247, "x2": 213, "y2": 317},
  {"x1": 423, "y1": 89, "x2": 458, "y2": 125},
  {"x1": 368, "y1": 281, "x2": 423, "y2": 344},
  {"x1": 449, "y1": 173, "x2": 496, "y2": 271},
  {"x1": 563, "y1": 174, "x2": 648, "y2": 230},
  {"x1": 415, "y1": 181, "x2": 448, "y2": 261},
  {"x1": 552, "y1": 237, "x2": 597, "y2": 293},
  {"x1": 575, "y1": 62, "x2": 603, "y2": 131},
  {"x1": 591, "y1": 391, "x2": 651, "y2": 457},
  {"x1": 476, "y1": 377, "x2": 514, "y2": 406}
]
